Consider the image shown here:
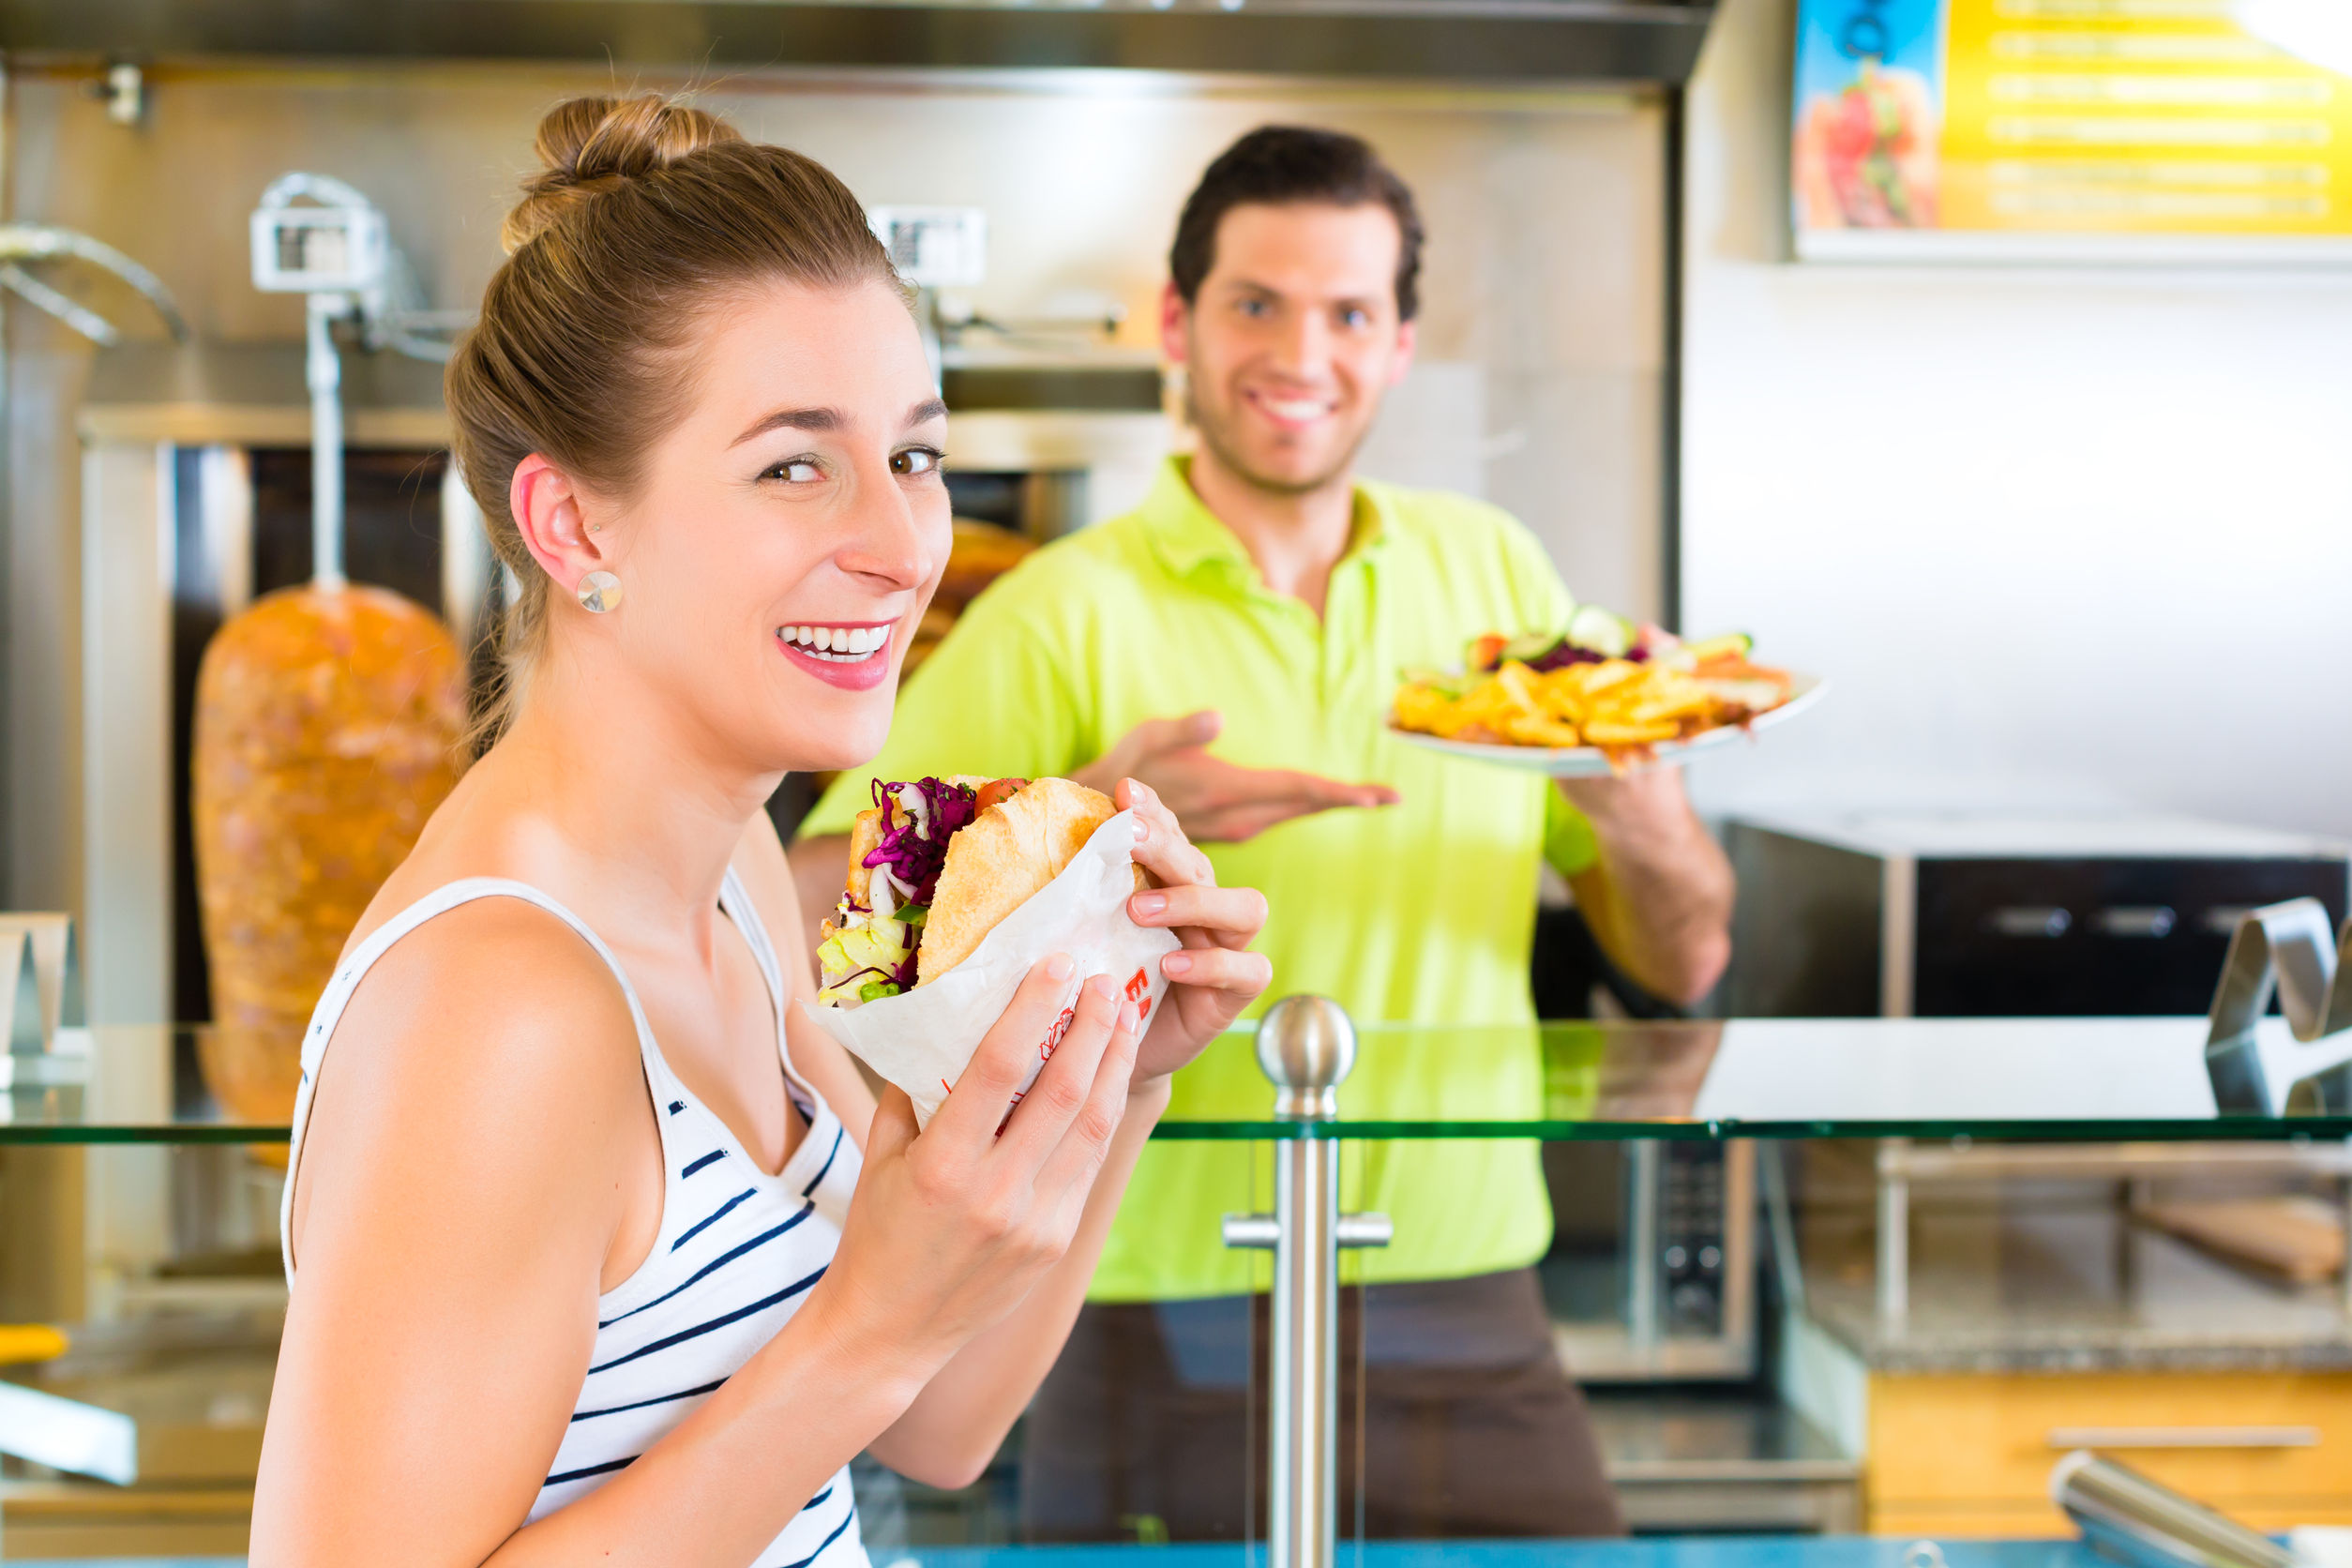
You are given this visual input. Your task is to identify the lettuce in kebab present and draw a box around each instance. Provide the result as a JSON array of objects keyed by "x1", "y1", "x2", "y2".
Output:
[{"x1": 816, "y1": 775, "x2": 1124, "y2": 1008}]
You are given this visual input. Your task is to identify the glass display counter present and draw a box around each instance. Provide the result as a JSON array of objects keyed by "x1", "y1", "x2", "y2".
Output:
[
  {"x1": 12, "y1": 1013, "x2": 2352, "y2": 1144},
  {"x1": 0, "y1": 1537, "x2": 2141, "y2": 1568},
  {"x1": 6, "y1": 1004, "x2": 2352, "y2": 1561}
]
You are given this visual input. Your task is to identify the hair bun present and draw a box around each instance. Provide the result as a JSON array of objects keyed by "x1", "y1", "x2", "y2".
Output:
[{"x1": 502, "y1": 95, "x2": 742, "y2": 253}]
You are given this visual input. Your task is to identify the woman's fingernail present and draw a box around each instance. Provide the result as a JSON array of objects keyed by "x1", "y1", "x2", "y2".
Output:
[
  {"x1": 1163, "y1": 951, "x2": 1194, "y2": 977},
  {"x1": 1046, "y1": 953, "x2": 1076, "y2": 981},
  {"x1": 1119, "y1": 1002, "x2": 1140, "y2": 1034},
  {"x1": 1086, "y1": 974, "x2": 1118, "y2": 1001},
  {"x1": 1132, "y1": 891, "x2": 1168, "y2": 918},
  {"x1": 1134, "y1": 819, "x2": 1151, "y2": 844}
]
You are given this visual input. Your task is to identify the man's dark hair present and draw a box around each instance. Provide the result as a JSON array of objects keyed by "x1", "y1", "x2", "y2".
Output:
[{"x1": 1169, "y1": 125, "x2": 1425, "y2": 322}]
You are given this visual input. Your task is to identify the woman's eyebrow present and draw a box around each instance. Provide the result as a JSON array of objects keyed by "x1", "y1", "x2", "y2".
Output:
[
  {"x1": 730, "y1": 405, "x2": 844, "y2": 447},
  {"x1": 905, "y1": 397, "x2": 948, "y2": 428}
]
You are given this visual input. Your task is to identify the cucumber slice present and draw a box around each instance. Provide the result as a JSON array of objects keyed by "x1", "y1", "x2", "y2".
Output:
[
  {"x1": 1400, "y1": 667, "x2": 1477, "y2": 699},
  {"x1": 1564, "y1": 604, "x2": 1636, "y2": 658},
  {"x1": 1681, "y1": 632, "x2": 1754, "y2": 662},
  {"x1": 1500, "y1": 632, "x2": 1560, "y2": 664}
]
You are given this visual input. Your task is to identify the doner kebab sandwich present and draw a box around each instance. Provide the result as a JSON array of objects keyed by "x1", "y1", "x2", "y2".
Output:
[{"x1": 816, "y1": 775, "x2": 1139, "y2": 1008}]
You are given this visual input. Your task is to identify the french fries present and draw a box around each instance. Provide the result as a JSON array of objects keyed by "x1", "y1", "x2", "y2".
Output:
[{"x1": 1391, "y1": 643, "x2": 1794, "y2": 765}]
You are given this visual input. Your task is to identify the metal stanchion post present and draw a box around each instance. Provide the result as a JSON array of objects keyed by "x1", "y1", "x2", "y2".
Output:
[{"x1": 1222, "y1": 996, "x2": 1391, "y2": 1568}]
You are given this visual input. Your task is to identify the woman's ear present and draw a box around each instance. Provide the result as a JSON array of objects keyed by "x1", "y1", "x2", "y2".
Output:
[{"x1": 509, "y1": 455, "x2": 612, "y2": 596}]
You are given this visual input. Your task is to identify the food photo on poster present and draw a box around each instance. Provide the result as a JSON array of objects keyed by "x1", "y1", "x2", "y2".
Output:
[{"x1": 1792, "y1": 0, "x2": 2352, "y2": 259}]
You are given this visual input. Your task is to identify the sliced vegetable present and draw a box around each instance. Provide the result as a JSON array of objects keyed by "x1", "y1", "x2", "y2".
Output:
[
  {"x1": 1399, "y1": 666, "x2": 1479, "y2": 700},
  {"x1": 1681, "y1": 632, "x2": 1754, "y2": 664},
  {"x1": 1564, "y1": 604, "x2": 1636, "y2": 658},
  {"x1": 860, "y1": 776, "x2": 978, "y2": 906},
  {"x1": 1499, "y1": 632, "x2": 1558, "y2": 665}
]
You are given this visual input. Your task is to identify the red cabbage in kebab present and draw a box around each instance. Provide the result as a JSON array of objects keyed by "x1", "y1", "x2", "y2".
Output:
[{"x1": 816, "y1": 775, "x2": 1026, "y2": 1007}]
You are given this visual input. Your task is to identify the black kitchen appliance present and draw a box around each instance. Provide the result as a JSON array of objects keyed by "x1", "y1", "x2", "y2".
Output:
[{"x1": 1725, "y1": 813, "x2": 2350, "y2": 1019}]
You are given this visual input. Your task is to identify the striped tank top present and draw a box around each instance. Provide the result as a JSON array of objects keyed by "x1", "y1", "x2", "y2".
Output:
[{"x1": 281, "y1": 869, "x2": 868, "y2": 1568}]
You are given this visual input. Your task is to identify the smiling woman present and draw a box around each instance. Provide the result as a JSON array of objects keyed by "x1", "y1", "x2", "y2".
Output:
[{"x1": 249, "y1": 93, "x2": 1272, "y2": 1568}]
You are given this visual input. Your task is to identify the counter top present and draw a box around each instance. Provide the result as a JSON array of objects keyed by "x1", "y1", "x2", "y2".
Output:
[
  {"x1": 1802, "y1": 1191, "x2": 2352, "y2": 1373},
  {"x1": 4, "y1": 1540, "x2": 2113, "y2": 1568},
  {"x1": 17, "y1": 1016, "x2": 2352, "y2": 1145}
]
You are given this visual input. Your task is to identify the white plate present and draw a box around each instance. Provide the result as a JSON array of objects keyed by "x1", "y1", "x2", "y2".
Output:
[{"x1": 1386, "y1": 674, "x2": 1827, "y2": 777}]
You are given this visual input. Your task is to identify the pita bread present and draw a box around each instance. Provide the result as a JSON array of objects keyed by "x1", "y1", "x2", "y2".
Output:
[{"x1": 917, "y1": 777, "x2": 1117, "y2": 984}]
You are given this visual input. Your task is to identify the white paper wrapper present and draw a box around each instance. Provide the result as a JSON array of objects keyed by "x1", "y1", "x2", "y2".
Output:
[{"x1": 801, "y1": 808, "x2": 1181, "y2": 1127}]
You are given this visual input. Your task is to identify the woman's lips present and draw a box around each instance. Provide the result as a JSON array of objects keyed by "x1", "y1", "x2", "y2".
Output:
[{"x1": 776, "y1": 621, "x2": 895, "y2": 691}]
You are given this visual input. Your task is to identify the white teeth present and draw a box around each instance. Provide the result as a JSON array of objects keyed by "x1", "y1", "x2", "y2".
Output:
[
  {"x1": 1267, "y1": 399, "x2": 1327, "y2": 419},
  {"x1": 777, "y1": 624, "x2": 890, "y2": 663}
]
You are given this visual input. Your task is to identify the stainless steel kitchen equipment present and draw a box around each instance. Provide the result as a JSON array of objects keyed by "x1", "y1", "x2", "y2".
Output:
[
  {"x1": 0, "y1": 224, "x2": 187, "y2": 346},
  {"x1": 2051, "y1": 1450, "x2": 2293, "y2": 1568},
  {"x1": 1726, "y1": 812, "x2": 2352, "y2": 1334},
  {"x1": 1725, "y1": 812, "x2": 2350, "y2": 1020},
  {"x1": 2204, "y1": 897, "x2": 2352, "y2": 1118},
  {"x1": 1544, "y1": 1138, "x2": 1757, "y2": 1380},
  {"x1": 0, "y1": 1, "x2": 1721, "y2": 85},
  {"x1": 78, "y1": 342, "x2": 1171, "y2": 1033}
]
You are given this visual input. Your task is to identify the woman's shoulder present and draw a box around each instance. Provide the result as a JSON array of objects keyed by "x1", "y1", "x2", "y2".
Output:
[
  {"x1": 283, "y1": 893, "x2": 658, "y2": 1334},
  {"x1": 329, "y1": 890, "x2": 645, "y2": 1099},
  {"x1": 304, "y1": 892, "x2": 653, "y2": 1195}
]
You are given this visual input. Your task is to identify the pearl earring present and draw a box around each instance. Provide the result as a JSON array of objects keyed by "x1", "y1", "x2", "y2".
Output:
[{"x1": 577, "y1": 570, "x2": 623, "y2": 613}]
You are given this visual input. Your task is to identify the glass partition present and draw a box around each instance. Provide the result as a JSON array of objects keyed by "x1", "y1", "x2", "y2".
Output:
[
  {"x1": 9, "y1": 1014, "x2": 2352, "y2": 1557},
  {"x1": 14, "y1": 1018, "x2": 2350, "y2": 1144}
]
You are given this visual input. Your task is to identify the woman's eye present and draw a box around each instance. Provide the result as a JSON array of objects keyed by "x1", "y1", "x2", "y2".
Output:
[
  {"x1": 762, "y1": 458, "x2": 824, "y2": 484},
  {"x1": 892, "y1": 446, "x2": 944, "y2": 477},
  {"x1": 1340, "y1": 307, "x2": 1371, "y2": 329}
]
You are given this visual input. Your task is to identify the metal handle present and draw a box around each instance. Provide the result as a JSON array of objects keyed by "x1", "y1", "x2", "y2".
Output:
[
  {"x1": 2205, "y1": 897, "x2": 2352, "y2": 1116},
  {"x1": 2047, "y1": 1426, "x2": 2318, "y2": 1450},
  {"x1": 1988, "y1": 906, "x2": 2071, "y2": 938},
  {"x1": 1223, "y1": 1214, "x2": 1280, "y2": 1250},
  {"x1": 2093, "y1": 906, "x2": 2177, "y2": 939},
  {"x1": 2052, "y1": 1450, "x2": 2293, "y2": 1568},
  {"x1": 1222, "y1": 1212, "x2": 1392, "y2": 1251}
]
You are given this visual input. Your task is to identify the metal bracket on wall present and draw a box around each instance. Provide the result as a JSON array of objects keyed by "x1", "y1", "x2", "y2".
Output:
[
  {"x1": 2204, "y1": 897, "x2": 2352, "y2": 1117},
  {"x1": 0, "y1": 225, "x2": 186, "y2": 346}
]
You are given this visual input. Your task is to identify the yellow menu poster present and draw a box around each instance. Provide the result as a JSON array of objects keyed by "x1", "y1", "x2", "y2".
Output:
[{"x1": 1793, "y1": 0, "x2": 2352, "y2": 256}]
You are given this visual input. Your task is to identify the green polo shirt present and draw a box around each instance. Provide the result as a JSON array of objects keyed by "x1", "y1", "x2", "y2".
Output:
[{"x1": 802, "y1": 457, "x2": 1596, "y2": 1301}]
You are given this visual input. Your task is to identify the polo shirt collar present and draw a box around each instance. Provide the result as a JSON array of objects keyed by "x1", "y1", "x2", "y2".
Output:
[{"x1": 1139, "y1": 456, "x2": 1395, "y2": 587}]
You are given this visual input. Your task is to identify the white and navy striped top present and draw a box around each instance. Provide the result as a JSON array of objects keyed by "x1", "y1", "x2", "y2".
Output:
[{"x1": 281, "y1": 869, "x2": 868, "y2": 1568}]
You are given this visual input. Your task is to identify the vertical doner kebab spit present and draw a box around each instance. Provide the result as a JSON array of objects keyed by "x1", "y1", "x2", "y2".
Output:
[{"x1": 190, "y1": 177, "x2": 466, "y2": 1132}]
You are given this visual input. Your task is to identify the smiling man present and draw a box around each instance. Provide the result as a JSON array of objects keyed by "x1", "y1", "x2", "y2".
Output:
[{"x1": 794, "y1": 127, "x2": 1733, "y2": 1540}]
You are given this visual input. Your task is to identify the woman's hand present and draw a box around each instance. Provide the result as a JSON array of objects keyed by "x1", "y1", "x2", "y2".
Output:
[
  {"x1": 1117, "y1": 777, "x2": 1273, "y2": 1088},
  {"x1": 807, "y1": 955, "x2": 1143, "y2": 1384}
]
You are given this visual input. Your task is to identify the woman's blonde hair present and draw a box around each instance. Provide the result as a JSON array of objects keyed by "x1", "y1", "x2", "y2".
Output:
[{"x1": 446, "y1": 94, "x2": 897, "y2": 740}]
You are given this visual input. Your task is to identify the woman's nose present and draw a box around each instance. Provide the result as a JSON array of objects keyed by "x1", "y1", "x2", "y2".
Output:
[{"x1": 835, "y1": 470, "x2": 934, "y2": 591}]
